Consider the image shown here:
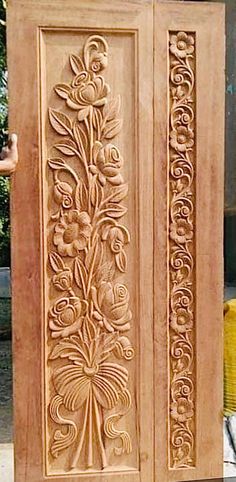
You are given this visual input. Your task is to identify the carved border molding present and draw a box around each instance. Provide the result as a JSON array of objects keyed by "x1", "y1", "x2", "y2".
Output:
[
  {"x1": 46, "y1": 35, "x2": 134, "y2": 473},
  {"x1": 168, "y1": 31, "x2": 196, "y2": 469}
]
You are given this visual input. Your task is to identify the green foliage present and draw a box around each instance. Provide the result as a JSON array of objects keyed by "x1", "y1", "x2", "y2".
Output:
[{"x1": 0, "y1": 0, "x2": 10, "y2": 267}]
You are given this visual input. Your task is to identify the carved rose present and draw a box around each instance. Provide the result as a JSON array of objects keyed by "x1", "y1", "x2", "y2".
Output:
[
  {"x1": 49, "y1": 296, "x2": 85, "y2": 338},
  {"x1": 66, "y1": 74, "x2": 110, "y2": 110},
  {"x1": 170, "y1": 308, "x2": 193, "y2": 333},
  {"x1": 170, "y1": 398, "x2": 193, "y2": 423},
  {"x1": 90, "y1": 141, "x2": 124, "y2": 186},
  {"x1": 54, "y1": 181, "x2": 73, "y2": 209},
  {"x1": 170, "y1": 32, "x2": 194, "y2": 59},
  {"x1": 91, "y1": 282, "x2": 132, "y2": 332},
  {"x1": 170, "y1": 126, "x2": 194, "y2": 152},
  {"x1": 54, "y1": 210, "x2": 92, "y2": 257},
  {"x1": 53, "y1": 267, "x2": 73, "y2": 291},
  {"x1": 170, "y1": 219, "x2": 193, "y2": 244}
]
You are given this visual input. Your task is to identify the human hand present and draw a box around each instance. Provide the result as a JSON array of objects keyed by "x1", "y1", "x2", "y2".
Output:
[{"x1": 0, "y1": 133, "x2": 18, "y2": 175}]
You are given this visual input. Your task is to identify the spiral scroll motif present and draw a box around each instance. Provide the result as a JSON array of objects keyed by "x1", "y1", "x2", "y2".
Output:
[{"x1": 169, "y1": 31, "x2": 196, "y2": 469}]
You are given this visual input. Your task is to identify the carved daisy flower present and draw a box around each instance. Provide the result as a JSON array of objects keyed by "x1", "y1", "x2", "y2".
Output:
[
  {"x1": 171, "y1": 398, "x2": 194, "y2": 423},
  {"x1": 170, "y1": 219, "x2": 193, "y2": 244},
  {"x1": 170, "y1": 308, "x2": 193, "y2": 334},
  {"x1": 170, "y1": 126, "x2": 194, "y2": 152},
  {"x1": 54, "y1": 210, "x2": 92, "y2": 257},
  {"x1": 170, "y1": 32, "x2": 194, "y2": 59}
]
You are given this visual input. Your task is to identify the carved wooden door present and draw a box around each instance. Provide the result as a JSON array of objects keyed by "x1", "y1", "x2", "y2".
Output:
[{"x1": 7, "y1": 1, "x2": 224, "y2": 482}]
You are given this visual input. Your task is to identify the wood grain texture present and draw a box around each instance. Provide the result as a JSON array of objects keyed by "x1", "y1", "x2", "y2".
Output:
[{"x1": 154, "y1": 2, "x2": 225, "y2": 481}]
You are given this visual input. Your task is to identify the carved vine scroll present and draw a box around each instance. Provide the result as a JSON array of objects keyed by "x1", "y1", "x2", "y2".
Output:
[
  {"x1": 169, "y1": 31, "x2": 196, "y2": 468},
  {"x1": 47, "y1": 35, "x2": 134, "y2": 472}
]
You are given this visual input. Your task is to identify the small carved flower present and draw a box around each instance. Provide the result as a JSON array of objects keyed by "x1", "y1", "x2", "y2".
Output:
[
  {"x1": 170, "y1": 32, "x2": 194, "y2": 59},
  {"x1": 49, "y1": 296, "x2": 86, "y2": 338},
  {"x1": 170, "y1": 126, "x2": 194, "y2": 152},
  {"x1": 52, "y1": 268, "x2": 73, "y2": 292},
  {"x1": 67, "y1": 75, "x2": 110, "y2": 110},
  {"x1": 91, "y1": 282, "x2": 132, "y2": 332},
  {"x1": 54, "y1": 210, "x2": 92, "y2": 257},
  {"x1": 170, "y1": 397, "x2": 194, "y2": 423},
  {"x1": 170, "y1": 219, "x2": 193, "y2": 244},
  {"x1": 170, "y1": 309, "x2": 193, "y2": 333},
  {"x1": 54, "y1": 181, "x2": 73, "y2": 209},
  {"x1": 90, "y1": 141, "x2": 124, "y2": 186}
]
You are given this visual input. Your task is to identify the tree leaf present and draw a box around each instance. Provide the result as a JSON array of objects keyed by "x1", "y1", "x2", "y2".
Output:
[
  {"x1": 54, "y1": 140, "x2": 77, "y2": 156},
  {"x1": 49, "y1": 252, "x2": 65, "y2": 273},
  {"x1": 54, "y1": 83, "x2": 71, "y2": 99},
  {"x1": 49, "y1": 108, "x2": 72, "y2": 136},
  {"x1": 69, "y1": 54, "x2": 84, "y2": 75},
  {"x1": 103, "y1": 95, "x2": 121, "y2": 121},
  {"x1": 104, "y1": 203, "x2": 127, "y2": 218},
  {"x1": 107, "y1": 184, "x2": 128, "y2": 203},
  {"x1": 48, "y1": 158, "x2": 67, "y2": 170},
  {"x1": 103, "y1": 119, "x2": 123, "y2": 139}
]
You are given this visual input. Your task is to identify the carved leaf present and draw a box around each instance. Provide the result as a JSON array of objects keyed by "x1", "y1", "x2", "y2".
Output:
[
  {"x1": 78, "y1": 106, "x2": 90, "y2": 122},
  {"x1": 49, "y1": 252, "x2": 65, "y2": 273},
  {"x1": 85, "y1": 238, "x2": 102, "y2": 274},
  {"x1": 74, "y1": 257, "x2": 88, "y2": 290},
  {"x1": 95, "y1": 261, "x2": 115, "y2": 285},
  {"x1": 115, "y1": 250, "x2": 127, "y2": 273},
  {"x1": 48, "y1": 158, "x2": 67, "y2": 170},
  {"x1": 54, "y1": 83, "x2": 71, "y2": 99},
  {"x1": 103, "y1": 95, "x2": 120, "y2": 121},
  {"x1": 69, "y1": 54, "x2": 84, "y2": 75},
  {"x1": 103, "y1": 119, "x2": 123, "y2": 139},
  {"x1": 54, "y1": 140, "x2": 77, "y2": 156},
  {"x1": 107, "y1": 184, "x2": 128, "y2": 203},
  {"x1": 75, "y1": 180, "x2": 88, "y2": 211},
  {"x1": 49, "y1": 337, "x2": 83, "y2": 362},
  {"x1": 104, "y1": 203, "x2": 127, "y2": 218},
  {"x1": 49, "y1": 108, "x2": 72, "y2": 136},
  {"x1": 92, "y1": 108, "x2": 103, "y2": 134},
  {"x1": 73, "y1": 123, "x2": 88, "y2": 159}
]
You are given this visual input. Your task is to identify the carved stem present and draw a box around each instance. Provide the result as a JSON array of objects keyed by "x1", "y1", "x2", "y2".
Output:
[{"x1": 71, "y1": 391, "x2": 90, "y2": 469}]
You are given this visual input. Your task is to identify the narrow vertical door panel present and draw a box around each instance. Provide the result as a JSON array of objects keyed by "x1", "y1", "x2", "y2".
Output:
[
  {"x1": 8, "y1": 1, "x2": 153, "y2": 481},
  {"x1": 154, "y1": 2, "x2": 225, "y2": 482}
]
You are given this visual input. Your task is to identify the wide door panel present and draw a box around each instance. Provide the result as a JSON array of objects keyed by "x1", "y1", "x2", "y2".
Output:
[{"x1": 8, "y1": 1, "x2": 153, "y2": 481}]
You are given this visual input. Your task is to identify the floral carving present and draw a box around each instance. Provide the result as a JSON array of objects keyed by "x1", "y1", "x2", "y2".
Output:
[
  {"x1": 47, "y1": 35, "x2": 133, "y2": 471},
  {"x1": 169, "y1": 31, "x2": 195, "y2": 468}
]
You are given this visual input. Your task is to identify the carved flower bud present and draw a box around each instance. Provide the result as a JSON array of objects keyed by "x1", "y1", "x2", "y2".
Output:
[
  {"x1": 115, "y1": 336, "x2": 135, "y2": 361},
  {"x1": 53, "y1": 268, "x2": 73, "y2": 291},
  {"x1": 54, "y1": 181, "x2": 73, "y2": 209},
  {"x1": 90, "y1": 52, "x2": 108, "y2": 73}
]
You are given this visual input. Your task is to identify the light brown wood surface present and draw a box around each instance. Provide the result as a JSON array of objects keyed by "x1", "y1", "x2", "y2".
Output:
[{"x1": 7, "y1": 1, "x2": 224, "y2": 481}]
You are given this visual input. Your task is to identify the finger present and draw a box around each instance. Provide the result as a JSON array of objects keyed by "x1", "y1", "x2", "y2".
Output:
[
  {"x1": 0, "y1": 146, "x2": 9, "y2": 160},
  {"x1": 7, "y1": 133, "x2": 18, "y2": 162}
]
